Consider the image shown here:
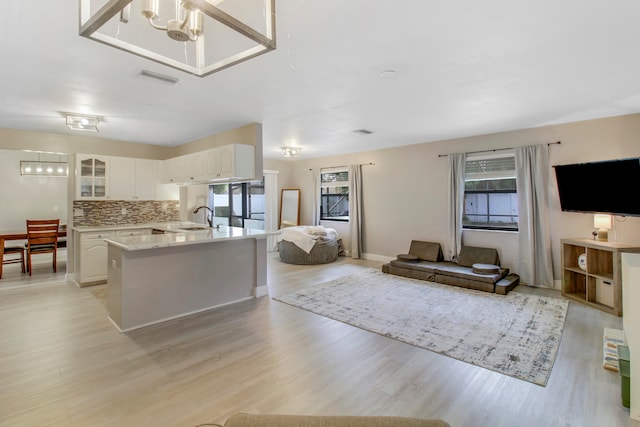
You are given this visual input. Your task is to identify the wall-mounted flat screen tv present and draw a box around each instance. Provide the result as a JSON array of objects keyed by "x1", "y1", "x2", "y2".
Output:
[{"x1": 553, "y1": 158, "x2": 640, "y2": 216}]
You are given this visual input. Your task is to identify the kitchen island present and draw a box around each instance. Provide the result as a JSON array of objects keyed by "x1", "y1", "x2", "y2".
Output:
[{"x1": 105, "y1": 225, "x2": 268, "y2": 332}]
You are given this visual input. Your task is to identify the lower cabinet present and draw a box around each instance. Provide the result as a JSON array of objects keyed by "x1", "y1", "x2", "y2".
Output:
[
  {"x1": 79, "y1": 231, "x2": 115, "y2": 285},
  {"x1": 77, "y1": 228, "x2": 151, "y2": 286}
]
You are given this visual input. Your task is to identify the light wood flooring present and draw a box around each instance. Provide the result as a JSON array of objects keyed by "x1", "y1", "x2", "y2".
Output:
[{"x1": 0, "y1": 252, "x2": 636, "y2": 427}]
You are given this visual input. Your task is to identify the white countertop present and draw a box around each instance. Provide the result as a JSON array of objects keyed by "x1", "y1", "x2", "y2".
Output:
[
  {"x1": 72, "y1": 222, "x2": 272, "y2": 251},
  {"x1": 72, "y1": 221, "x2": 208, "y2": 233},
  {"x1": 106, "y1": 225, "x2": 268, "y2": 251}
]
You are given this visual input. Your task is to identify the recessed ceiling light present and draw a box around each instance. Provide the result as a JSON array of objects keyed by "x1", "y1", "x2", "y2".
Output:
[
  {"x1": 353, "y1": 129, "x2": 373, "y2": 135},
  {"x1": 379, "y1": 70, "x2": 397, "y2": 78}
]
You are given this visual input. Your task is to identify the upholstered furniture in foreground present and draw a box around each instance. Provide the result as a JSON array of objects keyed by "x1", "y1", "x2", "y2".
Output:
[
  {"x1": 278, "y1": 226, "x2": 341, "y2": 265},
  {"x1": 278, "y1": 239, "x2": 340, "y2": 265},
  {"x1": 383, "y1": 240, "x2": 519, "y2": 294},
  {"x1": 209, "y1": 413, "x2": 450, "y2": 427}
]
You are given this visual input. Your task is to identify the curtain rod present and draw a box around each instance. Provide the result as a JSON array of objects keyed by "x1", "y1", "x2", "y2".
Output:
[
  {"x1": 305, "y1": 162, "x2": 375, "y2": 171},
  {"x1": 437, "y1": 141, "x2": 561, "y2": 158}
]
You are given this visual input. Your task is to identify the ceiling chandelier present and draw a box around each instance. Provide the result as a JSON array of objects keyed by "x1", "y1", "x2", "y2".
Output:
[
  {"x1": 281, "y1": 146, "x2": 301, "y2": 157},
  {"x1": 79, "y1": 0, "x2": 276, "y2": 77},
  {"x1": 66, "y1": 114, "x2": 99, "y2": 132},
  {"x1": 20, "y1": 153, "x2": 69, "y2": 177}
]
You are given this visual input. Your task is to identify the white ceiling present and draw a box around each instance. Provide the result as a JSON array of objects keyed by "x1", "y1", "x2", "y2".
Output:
[{"x1": 2, "y1": 1, "x2": 640, "y2": 160}]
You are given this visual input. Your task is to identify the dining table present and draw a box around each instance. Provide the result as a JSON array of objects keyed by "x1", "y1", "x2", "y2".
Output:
[{"x1": 0, "y1": 229, "x2": 67, "y2": 242}]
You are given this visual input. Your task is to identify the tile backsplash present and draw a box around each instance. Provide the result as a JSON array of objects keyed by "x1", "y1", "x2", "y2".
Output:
[{"x1": 73, "y1": 200, "x2": 180, "y2": 226}]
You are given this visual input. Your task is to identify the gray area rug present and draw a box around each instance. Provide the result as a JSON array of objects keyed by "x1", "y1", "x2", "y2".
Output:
[{"x1": 274, "y1": 269, "x2": 569, "y2": 386}]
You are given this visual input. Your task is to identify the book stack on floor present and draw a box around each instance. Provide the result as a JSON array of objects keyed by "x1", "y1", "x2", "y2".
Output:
[{"x1": 603, "y1": 327, "x2": 626, "y2": 372}]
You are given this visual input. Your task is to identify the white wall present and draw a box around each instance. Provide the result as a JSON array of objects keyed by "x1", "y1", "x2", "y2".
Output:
[
  {"x1": 275, "y1": 113, "x2": 640, "y2": 287},
  {"x1": 0, "y1": 149, "x2": 67, "y2": 230}
]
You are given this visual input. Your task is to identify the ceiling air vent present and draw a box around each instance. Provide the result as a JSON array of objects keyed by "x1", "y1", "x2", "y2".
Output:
[
  {"x1": 353, "y1": 129, "x2": 373, "y2": 135},
  {"x1": 137, "y1": 69, "x2": 180, "y2": 85}
]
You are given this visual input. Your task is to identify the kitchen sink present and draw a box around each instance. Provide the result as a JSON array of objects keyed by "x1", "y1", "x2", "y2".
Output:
[{"x1": 176, "y1": 226, "x2": 211, "y2": 231}]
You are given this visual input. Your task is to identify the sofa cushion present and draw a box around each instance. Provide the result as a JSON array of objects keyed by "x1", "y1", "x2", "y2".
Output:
[
  {"x1": 408, "y1": 240, "x2": 443, "y2": 262},
  {"x1": 435, "y1": 263, "x2": 508, "y2": 284},
  {"x1": 435, "y1": 274, "x2": 496, "y2": 293},
  {"x1": 388, "y1": 264, "x2": 437, "y2": 282},
  {"x1": 390, "y1": 259, "x2": 445, "y2": 274},
  {"x1": 397, "y1": 254, "x2": 419, "y2": 262},
  {"x1": 472, "y1": 263, "x2": 501, "y2": 275},
  {"x1": 457, "y1": 245, "x2": 500, "y2": 267}
]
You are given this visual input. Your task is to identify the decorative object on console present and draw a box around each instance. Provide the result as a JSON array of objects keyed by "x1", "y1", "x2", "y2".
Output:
[
  {"x1": 594, "y1": 214, "x2": 612, "y2": 241},
  {"x1": 578, "y1": 253, "x2": 587, "y2": 271},
  {"x1": 79, "y1": 0, "x2": 276, "y2": 77}
]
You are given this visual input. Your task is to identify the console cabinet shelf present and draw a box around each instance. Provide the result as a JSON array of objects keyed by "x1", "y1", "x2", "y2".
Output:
[{"x1": 561, "y1": 238, "x2": 640, "y2": 316}]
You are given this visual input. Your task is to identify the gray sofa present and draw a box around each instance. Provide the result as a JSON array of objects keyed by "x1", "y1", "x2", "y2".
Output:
[
  {"x1": 209, "y1": 413, "x2": 450, "y2": 427},
  {"x1": 382, "y1": 240, "x2": 519, "y2": 295}
]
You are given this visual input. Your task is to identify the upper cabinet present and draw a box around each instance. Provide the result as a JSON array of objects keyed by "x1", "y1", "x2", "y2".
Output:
[
  {"x1": 76, "y1": 154, "x2": 177, "y2": 201},
  {"x1": 161, "y1": 144, "x2": 255, "y2": 184},
  {"x1": 214, "y1": 144, "x2": 255, "y2": 180},
  {"x1": 110, "y1": 157, "x2": 159, "y2": 200},
  {"x1": 77, "y1": 154, "x2": 110, "y2": 199},
  {"x1": 161, "y1": 154, "x2": 193, "y2": 184}
]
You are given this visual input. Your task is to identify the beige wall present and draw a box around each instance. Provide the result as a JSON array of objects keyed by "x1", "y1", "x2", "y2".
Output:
[
  {"x1": 0, "y1": 128, "x2": 173, "y2": 159},
  {"x1": 0, "y1": 122, "x2": 262, "y2": 162},
  {"x1": 173, "y1": 123, "x2": 263, "y2": 180},
  {"x1": 274, "y1": 113, "x2": 640, "y2": 287}
]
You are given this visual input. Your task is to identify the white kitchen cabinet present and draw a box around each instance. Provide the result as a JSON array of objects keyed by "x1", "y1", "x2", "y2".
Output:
[
  {"x1": 110, "y1": 157, "x2": 159, "y2": 200},
  {"x1": 212, "y1": 144, "x2": 255, "y2": 180},
  {"x1": 109, "y1": 156, "x2": 136, "y2": 199},
  {"x1": 161, "y1": 154, "x2": 193, "y2": 184},
  {"x1": 134, "y1": 159, "x2": 158, "y2": 200},
  {"x1": 76, "y1": 154, "x2": 110, "y2": 199},
  {"x1": 78, "y1": 231, "x2": 115, "y2": 285},
  {"x1": 161, "y1": 144, "x2": 255, "y2": 184}
]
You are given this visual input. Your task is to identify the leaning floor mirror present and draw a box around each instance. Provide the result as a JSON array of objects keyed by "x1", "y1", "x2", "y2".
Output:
[{"x1": 280, "y1": 189, "x2": 300, "y2": 228}]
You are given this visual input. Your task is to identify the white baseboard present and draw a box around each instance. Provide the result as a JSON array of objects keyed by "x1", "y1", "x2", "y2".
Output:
[{"x1": 255, "y1": 285, "x2": 269, "y2": 297}]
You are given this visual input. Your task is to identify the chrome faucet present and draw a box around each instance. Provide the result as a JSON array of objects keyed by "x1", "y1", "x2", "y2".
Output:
[{"x1": 193, "y1": 205, "x2": 214, "y2": 227}]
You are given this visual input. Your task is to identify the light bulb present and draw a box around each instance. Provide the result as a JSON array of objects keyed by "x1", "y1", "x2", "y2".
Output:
[
  {"x1": 57, "y1": 166, "x2": 64, "y2": 173},
  {"x1": 25, "y1": 166, "x2": 32, "y2": 172},
  {"x1": 47, "y1": 166, "x2": 53, "y2": 173},
  {"x1": 36, "y1": 166, "x2": 43, "y2": 173}
]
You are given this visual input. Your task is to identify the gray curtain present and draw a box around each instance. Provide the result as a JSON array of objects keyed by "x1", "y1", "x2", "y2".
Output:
[
  {"x1": 515, "y1": 145, "x2": 553, "y2": 287},
  {"x1": 349, "y1": 164, "x2": 363, "y2": 259},
  {"x1": 311, "y1": 169, "x2": 321, "y2": 226},
  {"x1": 448, "y1": 153, "x2": 466, "y2": 261}
]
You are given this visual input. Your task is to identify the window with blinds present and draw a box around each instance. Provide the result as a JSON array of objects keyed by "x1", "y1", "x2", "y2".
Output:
[
  {"x1": 463, "y1": 154, "x2": 518, "y2": 231},
  {"x1": 320, "y1": 169, "x2": 350, "y2": 221}
]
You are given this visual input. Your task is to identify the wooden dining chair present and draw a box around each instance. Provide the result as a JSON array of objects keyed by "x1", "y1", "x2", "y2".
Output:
[
  {"x1": 25, "y1": 219, "x2": 60, "y2": 276},
  {"x1": 0, "y1": 238, "x2": 26, "y2": 279}
]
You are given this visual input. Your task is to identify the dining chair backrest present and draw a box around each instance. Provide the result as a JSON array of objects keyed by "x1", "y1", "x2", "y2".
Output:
[
  {"x1": 26, "y1": 219, "x2": 60, "y2": 247},
  {"x1": 1, "y1": 237, "x2": 26, "y2": 279},
  {"x1": 25, "y1": 219, "x2": 60, "y2": 276}
]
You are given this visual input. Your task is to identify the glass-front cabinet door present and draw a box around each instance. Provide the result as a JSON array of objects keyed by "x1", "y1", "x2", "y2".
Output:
[{"x1": 76, "y1": 154, "x2": 109, "y2": 199}]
